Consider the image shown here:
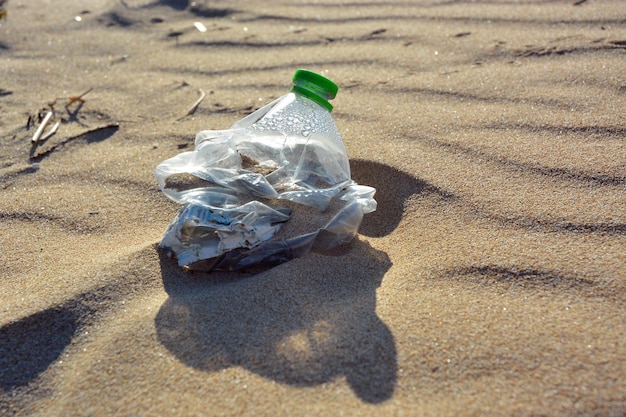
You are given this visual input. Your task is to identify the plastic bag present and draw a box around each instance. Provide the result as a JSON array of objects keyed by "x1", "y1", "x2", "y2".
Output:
[{"x1": 155, "y1": 70, "x2": 376, "y2": 272}]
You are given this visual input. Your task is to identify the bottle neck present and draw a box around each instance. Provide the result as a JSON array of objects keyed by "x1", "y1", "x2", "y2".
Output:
[{"x1": 290, "y1": 85, "x2": 334, "y2": 112}]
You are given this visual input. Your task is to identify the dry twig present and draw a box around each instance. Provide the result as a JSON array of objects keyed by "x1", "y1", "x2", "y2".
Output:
[
  {"x1": 65, "y1": 87, "x2": 93, "y2": 108},
  {"x1": 40, "y1": 120, "x2": 61, "y2": 142},
  {"x1": 32, "y1": 111, "x2": 53, "y2": 143},
  {"x1": 180, "y1": 88, "x2": 206, "y2": 119}
]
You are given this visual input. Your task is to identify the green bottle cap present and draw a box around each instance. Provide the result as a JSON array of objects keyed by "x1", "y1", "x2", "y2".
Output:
[{"x1": 291, "y1": 69, "x2": 338, "y2": 112}]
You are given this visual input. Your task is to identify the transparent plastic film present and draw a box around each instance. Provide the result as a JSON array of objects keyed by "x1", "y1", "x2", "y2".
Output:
[{"x1": 155, "y1": 71, "x2": 377, "y2": 272}]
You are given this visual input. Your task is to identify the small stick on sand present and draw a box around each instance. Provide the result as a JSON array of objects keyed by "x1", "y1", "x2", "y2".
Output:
[
  {"x1": 65, "y1": 87, "x2": 93, "y2": 108},
  {"x1": 178, "y1": 89, "x2": 205, "y2": 120},
  {"x1": 40, "y1": 120, "x2": 61, "y2": 142},
  {"x1": 32, "y1": 111, "x2": 53, "y2": 143},
  {"x1": 187, "y1": 88, "x2": 206, "y2": 116}
]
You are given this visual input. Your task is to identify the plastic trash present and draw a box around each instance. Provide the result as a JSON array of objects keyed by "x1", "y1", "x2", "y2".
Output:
[{"x1": 155, "y1": 69, "x2": 377, "y2": 272}]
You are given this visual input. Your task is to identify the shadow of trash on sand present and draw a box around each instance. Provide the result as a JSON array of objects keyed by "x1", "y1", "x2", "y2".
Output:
[
  {"x1": 152, "y1": 158, "x2": 445, "y2": 402},
  {"x1": 155, "y1": 238, "x2": 397, "y2": 403},
  {"x1": 350, "y1": 159, "x2": 456, "y2": 237}
]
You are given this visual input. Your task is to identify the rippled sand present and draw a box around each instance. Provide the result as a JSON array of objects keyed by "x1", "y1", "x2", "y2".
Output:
[{"x1": 1, "y1": 1, "x2": 624, "y2": 415}]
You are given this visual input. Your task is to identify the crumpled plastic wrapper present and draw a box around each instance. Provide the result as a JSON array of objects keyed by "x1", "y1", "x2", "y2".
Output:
[{"x1": 155, "y1": 93, "x2": 376, "y2": 272}]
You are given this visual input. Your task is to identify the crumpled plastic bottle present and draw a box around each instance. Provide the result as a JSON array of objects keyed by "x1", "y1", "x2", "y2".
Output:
[{"x1": 155, "y1": 70, "x2": 377, "y2": 272}]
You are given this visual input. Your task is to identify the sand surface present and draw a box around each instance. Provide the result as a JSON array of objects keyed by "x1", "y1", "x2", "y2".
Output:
[{"x1": 1, "y1": 0, "x2": 625, "y2": 416}]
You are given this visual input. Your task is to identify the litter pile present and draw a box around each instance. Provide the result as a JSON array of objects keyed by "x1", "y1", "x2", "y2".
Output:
[{"x1": 155, "y1": 70, "x2": 376, "y2": 272}]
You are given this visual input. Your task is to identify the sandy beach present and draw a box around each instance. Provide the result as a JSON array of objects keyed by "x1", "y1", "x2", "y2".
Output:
[{"x1": 1, "y1": 0, "x2": 625, "y2": 415}]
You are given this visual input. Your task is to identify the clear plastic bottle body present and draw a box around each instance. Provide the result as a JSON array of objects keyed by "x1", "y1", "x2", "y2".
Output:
[{"x1": 193, "y1": 92, "x2": 352, "y2": 210}]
